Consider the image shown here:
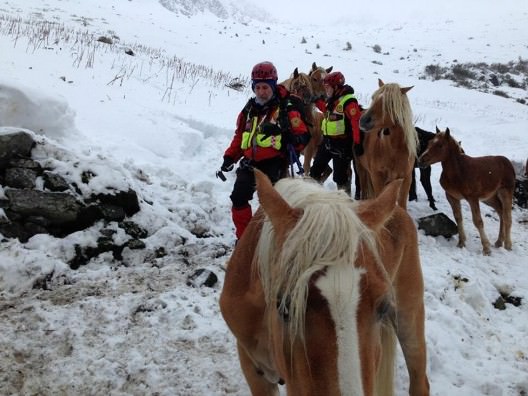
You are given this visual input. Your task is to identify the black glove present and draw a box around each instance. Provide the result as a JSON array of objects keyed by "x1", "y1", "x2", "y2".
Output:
[
  {"x1": 220, "y1": 156, "x2": 234, "y2": 172},
  {"x1": 260, "y1": 123, "x2": 282, "y2": 138}
]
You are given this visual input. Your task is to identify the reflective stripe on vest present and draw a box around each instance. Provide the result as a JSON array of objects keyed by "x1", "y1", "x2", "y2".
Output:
[
  {"x1": 321, "y1": 93, "x2": 356, "y2": 136},
  {"x1": 240, "y1": 110, "x2": 282, "y2": 151}
]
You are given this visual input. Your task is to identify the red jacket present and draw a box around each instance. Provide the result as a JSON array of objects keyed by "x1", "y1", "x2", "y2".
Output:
[
  {"x1": 325, "y1": 85, "x2": 362, "y2": 145},
  {"x1": 224, "y1": 85, "x2": 309, "y2": 163}
]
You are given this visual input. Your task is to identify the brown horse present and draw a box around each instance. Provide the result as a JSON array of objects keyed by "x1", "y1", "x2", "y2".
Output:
[
  {"x1": 419, "y1": 127, "x2": 515, "y2": 255},
  {"x1": 281, "y1": 67, "x2": 324, "y2": 174},
  {"x1": 358, "y1": 79, "x2": 418, "y2": 210},
  {"x1": 220, "y1": 170, "x2": 429, "y2": 396}
]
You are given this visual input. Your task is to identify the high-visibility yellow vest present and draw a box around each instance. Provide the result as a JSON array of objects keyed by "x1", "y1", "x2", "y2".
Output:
[
  {"x1": 241, "y1": 110, "x2": 282, "y2": 150},
  {"x1": 321, "y1": 93, "x2": 356, "y2": 136}
]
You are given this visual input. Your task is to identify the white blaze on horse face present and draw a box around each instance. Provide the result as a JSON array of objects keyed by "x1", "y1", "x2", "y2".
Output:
[{"x1": 316, "y1": 263, "x2": 365, "y2": 396}]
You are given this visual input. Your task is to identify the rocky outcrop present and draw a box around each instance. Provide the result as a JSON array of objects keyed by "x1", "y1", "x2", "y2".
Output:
[{"x1": 0, "y1": 131, "x2": 142, "y2": 248}]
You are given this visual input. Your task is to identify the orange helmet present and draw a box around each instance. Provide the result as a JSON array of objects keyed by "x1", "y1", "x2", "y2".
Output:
[
  {"x1": 251, "y1": 61, "x2": 278, "y2": 81},
  {"x1": 323, "y1": 71, "x2": 345, "y2": 88}
]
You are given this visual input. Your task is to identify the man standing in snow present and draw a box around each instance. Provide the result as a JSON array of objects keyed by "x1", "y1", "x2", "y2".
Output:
[
  {"x1": 308, "y1": 71, "x2": 363, "y2": 198},
  {"x1": 219, "y1": 61, "x2": 310, "y2": 240}
]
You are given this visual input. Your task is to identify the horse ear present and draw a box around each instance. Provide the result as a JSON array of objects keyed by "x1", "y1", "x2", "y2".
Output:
[
  {"x1": 435, "y1": 126, "x2": 441, "y2": 134},
  {"x1": 293, "y1": 68, "x2": 299, "y2": 78},
  {"x1": 445, "y1": 127, "x2": 451, "y2": 136},
  {"x1": 312, "y1": 62, "x2": 317, "y2": 71},
  {"x1": 254, "y1": 169, "x2": 303, "y2": 235},
  {"x1": 326, "y1": 66, "x2": 333, "y2": 73},
  {"x1": 401, "y1": 86, "x2": 413, "y2": 94},
  {"x1": 378, "y1": 78, "x2": 385, "y2": 87},
  {"x1": 356, "y1": 179, "x2": 402, "y2": 231}
]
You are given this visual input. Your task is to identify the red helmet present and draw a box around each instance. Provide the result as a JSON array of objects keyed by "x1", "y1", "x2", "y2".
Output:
[
  {"x1": 323, "y1": 71, "x2": 345, "y2": 88},
  {"x1": 251, "y1": 61, "x2": 278, "y2": 81}
]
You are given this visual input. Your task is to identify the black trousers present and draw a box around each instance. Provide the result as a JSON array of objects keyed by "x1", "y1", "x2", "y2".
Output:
[
  {"x1": 230, "y1": 157, "x2": 284, "y2": 208},
  {"x1": 309, "y1": 140, "x2": 351, "y2": 188}
]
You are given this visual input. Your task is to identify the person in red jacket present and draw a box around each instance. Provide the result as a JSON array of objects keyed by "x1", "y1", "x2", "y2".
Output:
[
  {"x1": 219, "y1": 61, "x2": 310, "y2": 239},
  {"x1": 309, "y1": 71, "x2": 363, "y2": 197}
]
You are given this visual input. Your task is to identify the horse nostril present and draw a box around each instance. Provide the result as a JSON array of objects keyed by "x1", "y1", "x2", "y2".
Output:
[{"x1": 360, "y1": 116, "x2": 371, "y2": 130}]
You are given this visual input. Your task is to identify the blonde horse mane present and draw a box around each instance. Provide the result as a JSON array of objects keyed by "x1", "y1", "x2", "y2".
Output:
[
  {"x1": 372, "y1": 83, "x2": 418, "y2": 158},
  {"x1": 280, "y1": 69, "x2": 313, "y2": 104},
  {"x1": 257, "y1": 178, "x2": 378, "y2": 342}
]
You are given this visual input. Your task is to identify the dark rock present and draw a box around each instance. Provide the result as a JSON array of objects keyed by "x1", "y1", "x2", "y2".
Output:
[
  {"x1": 493, "y1": 296, "x2": 506, "y2": 310},
  {"x1": 97, "y1": 36, "x2": 113, "y2": 45},
  {"x1": 0, "y1": 222, "x2": 34, "y2": 242},
  {"x1": 43, "y1": 172, "x2": 70, "y2": 192},
  {"x1": 68, "y1": 239, "x2": 125, "y2": 269},
  {"x1": 5, "y1": 189, "x2": 82, "y2": 224},
  {"x1": 187, "y1": 268, "x2": 218, "y2": 288},
  {"x1": 126, "y1": 239, "x2": 146, "y2": 250},
  {"x1": 154, "y1": 247, "x2": 167, "y2": 258},
  {"x1": 119, "y1": 220, "x2": 148, "y2": 238},
  {"x1": 417, "y1": 212, "x2": 458, "y2": 238},
  {"x1": 4, "y1": 168, "x2": 38, "y2": 189},
  {"x1": 8, "y1": 158, "x2": 41, "y2": 170},
  {"x1": 0, "y1": 132, "x2": 35, "y2": 168},
  {"x1": 514, "y1": 176, "x2": 528, "y2": 208},
  {"x1": 99, "y1": 204, "x2": 126, "y2": 222},
  {"x1": 92, "y1": 189, "x2": 140, "y2": 216},
  {"x1": 81, "y1": 170, "x2": 96, "y2": 184}
]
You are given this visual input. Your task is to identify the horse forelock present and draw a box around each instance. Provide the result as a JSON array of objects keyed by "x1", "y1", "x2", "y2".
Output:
[
  {"x1": 257, "y1": 178, "x2": 378, "y2": 343},
  {"x1": 289, "y1": 72, "x2": 313, "y2": 102},
  {"x1": 373, "y1": 84, "x2": 418, "y2": 158}
]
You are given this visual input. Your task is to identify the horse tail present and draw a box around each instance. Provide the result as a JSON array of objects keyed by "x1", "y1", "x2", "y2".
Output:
[{"x1": 376, "y1": 320, "x2": 396, "y2": 396}]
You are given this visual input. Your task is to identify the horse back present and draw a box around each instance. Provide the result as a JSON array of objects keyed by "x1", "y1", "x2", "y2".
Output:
[{"x1": 440, "y1": 154, "x2": 515, "y2": 199}]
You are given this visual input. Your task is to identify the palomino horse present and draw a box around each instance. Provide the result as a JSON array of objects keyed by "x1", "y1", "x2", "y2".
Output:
[
  {"x1": 358, "y1": 79, "x2": 418, "y2": 210},
  {"x1": 419, "y1": 127, "x2": 515, "y2": 255},
  {"x1": 281, "y1": 67, "x2": 324, "y2": 174},
  {"x1": 308, "y1": 61, "x2": 333, "y2": 103},
  {"x1": 303, "y1": 62, "x2": 333, "y2": 175},
  {"x1": 220, "y1": 169, "x2": 430, "y2": 396}
]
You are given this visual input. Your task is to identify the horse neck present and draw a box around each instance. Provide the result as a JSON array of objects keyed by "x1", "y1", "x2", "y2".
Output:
[
  {"x1": 384, "y1": 125, "x2": 412, "y2": 155},
  {"x1": 440, "y1": 139, "x2": 466, "y2": 173}
]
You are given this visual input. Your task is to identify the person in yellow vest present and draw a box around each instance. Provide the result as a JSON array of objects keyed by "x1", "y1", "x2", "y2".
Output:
[
  {"x1": 309, "y1": 71, "x2": 362, "y2": 197},
  {"x1": 219, "y1": 61, "x2": 310, "y2": 240}
]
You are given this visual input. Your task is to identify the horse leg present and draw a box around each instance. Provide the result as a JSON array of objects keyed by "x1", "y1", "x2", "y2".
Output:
[
  {"x1": 409, "y1": 169, "x2": 417, "y2": 201},
  {"x1": 352, "y1": 155, "x2": 362, "y2": 200},
  {"x1": 467, "y1": 198, "x2": 491, "y2": 255},
  {"x1": 483, "y1": 195, "x2": 505, "y2": 249},
  {"x1": 393, "y1": 250, "x2": 430, "y2": 396},
  {"x1": 397, "y1": 175, "x2": 413, "y2": 210},
  {"x1": 419, "y1": 167, "x2": 437, "y2": 210},
  {"x1": 302, "y1": 140, "x2": 315, "y2": 174},
  {"x1": 237, "y1": 342, "x2": 280, "y2": 396},
  {"x1": 445, "y1": 193, "x2": 466, "y2": 249},
  {"x1": 497, "y1": 188, "x2": 513, "y2": 250}
]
